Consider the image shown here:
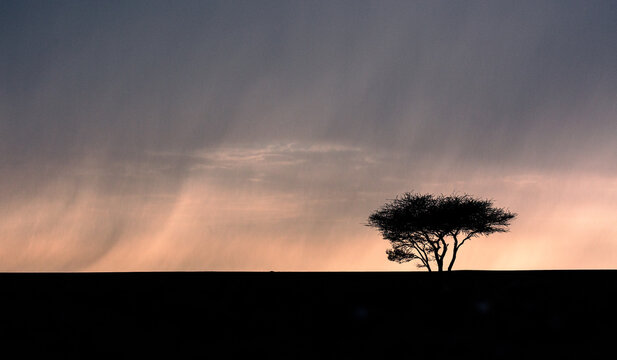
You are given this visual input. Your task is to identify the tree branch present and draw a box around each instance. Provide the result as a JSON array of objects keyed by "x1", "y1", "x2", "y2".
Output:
[
  {"x1": 457, "y1": 231, "x2": 478, "y2": 250},
  {"x1": 425, "y1": 234, "x2": 442, "y2": 271},
  {"x1": 411, "y1": 242, "x2": 430, "y2": 268}
]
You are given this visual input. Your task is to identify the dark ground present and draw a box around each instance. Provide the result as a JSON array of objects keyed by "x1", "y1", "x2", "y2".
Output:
[{"x1": 1, "y1": 271, "x2": 615, "y2": 358}]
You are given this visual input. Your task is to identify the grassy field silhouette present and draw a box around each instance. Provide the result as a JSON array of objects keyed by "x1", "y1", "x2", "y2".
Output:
[{"x1": 1, "y1": 271, "x2": 615, "y2": 357}]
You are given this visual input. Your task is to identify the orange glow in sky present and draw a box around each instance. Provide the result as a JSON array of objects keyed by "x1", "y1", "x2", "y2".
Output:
[{"x1": 3, "y1": 143, "x2": 617, "y2": 271}]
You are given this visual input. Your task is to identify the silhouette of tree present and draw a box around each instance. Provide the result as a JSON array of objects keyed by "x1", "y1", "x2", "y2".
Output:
[{"x1": 367, "y1": 192, "x2": 516, "y2": 271}]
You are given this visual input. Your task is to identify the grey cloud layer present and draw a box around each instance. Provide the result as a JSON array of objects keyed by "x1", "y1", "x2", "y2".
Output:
[{"x1": 3, "y1": 1, "x2": 616, "y2": 168}]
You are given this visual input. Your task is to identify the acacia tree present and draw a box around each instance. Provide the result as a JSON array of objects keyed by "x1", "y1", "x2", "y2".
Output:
[{"x1": 367, "y1": 192, "x2": 516, "y2": 271}]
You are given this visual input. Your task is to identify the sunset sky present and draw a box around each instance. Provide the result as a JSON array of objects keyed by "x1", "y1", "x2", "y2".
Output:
[{"x1": 1, "y1": 0, "x2": 616, "y2": 271}]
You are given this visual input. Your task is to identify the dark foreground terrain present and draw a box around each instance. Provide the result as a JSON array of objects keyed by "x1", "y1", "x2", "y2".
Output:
[{"x1": 1, "y1": 271, "x2": 615, "y2": 358}]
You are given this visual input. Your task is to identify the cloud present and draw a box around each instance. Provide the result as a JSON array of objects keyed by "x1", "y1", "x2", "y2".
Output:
[{"x1": 1, "y1": 1, "x2": 617, "y2": 270}]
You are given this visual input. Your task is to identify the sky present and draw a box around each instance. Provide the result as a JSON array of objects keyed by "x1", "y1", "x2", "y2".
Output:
[{"x1": 1, "y1": 0, "x2": 617, "y2": 271}]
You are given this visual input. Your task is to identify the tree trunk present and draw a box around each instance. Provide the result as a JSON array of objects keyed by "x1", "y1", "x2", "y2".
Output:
[{"x1": 447, "y1": 247, "x2": 458, "y2": 271}]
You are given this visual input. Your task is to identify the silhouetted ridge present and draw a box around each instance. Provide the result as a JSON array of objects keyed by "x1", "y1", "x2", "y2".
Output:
[{"x1": 0, "y1": 271, "x2": 614, "y2": 358}]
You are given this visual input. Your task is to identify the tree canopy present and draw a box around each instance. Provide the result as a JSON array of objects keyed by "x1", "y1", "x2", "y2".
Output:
[{"x1": 367, "y1": 192, "x2": 516, "y2": 271}]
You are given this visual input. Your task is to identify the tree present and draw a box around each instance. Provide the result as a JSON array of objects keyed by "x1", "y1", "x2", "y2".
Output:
[{"x1": 367, "y1": 192, "x2": 516, "y2": 272}]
